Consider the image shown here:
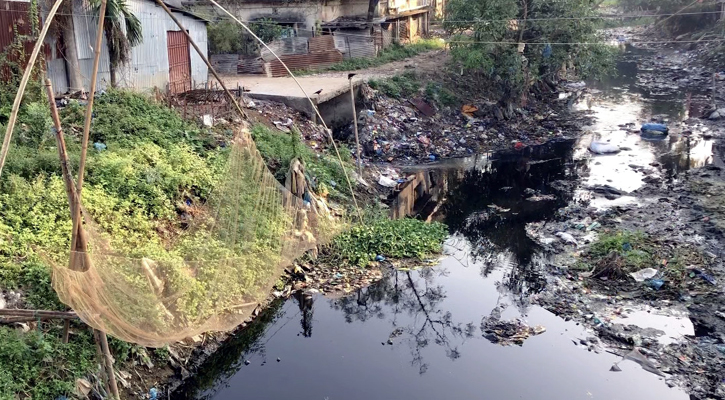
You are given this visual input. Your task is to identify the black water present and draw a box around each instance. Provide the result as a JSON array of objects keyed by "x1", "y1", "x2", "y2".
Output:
[{"x1": 174, "y1": 45, "x2": 714, "y2": 400}]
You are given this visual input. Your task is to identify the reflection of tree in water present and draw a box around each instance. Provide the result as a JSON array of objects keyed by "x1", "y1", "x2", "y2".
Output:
[
  {"x1": 330, "y1": 268, "x2": 476, "y2": 374},
  {"x1": 441, "y1": 140, "x2": 579, "y2": 302}
]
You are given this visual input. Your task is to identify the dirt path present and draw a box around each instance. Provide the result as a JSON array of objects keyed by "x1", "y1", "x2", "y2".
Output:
[{"x1": 308, "y1": 50, "x2": 449, "y2": 80}]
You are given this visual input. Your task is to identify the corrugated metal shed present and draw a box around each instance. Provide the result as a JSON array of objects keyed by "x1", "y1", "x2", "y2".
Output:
[
  {"x1": 46, "y1": 0, "x2": 208, "y2": 94},
  {"x1": 120, "y1": 0, "x2": 208, "y2": 91},
  {"x1": 72, "y1": 0, "x2": 112, "y2": 90}
]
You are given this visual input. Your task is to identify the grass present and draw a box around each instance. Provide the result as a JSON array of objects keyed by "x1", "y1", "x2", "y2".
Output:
[
  {"x1": 581, "y1": 230, "x2": 711, "y2": 290},
  {"x1": 368, "y1": 72, "x2": 421, "y2": 99},
  {"x1": 308, "y1": 38, "x2": 445, "y2": 73}
]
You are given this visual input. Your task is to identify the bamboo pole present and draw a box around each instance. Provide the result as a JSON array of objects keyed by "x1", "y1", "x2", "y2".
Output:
[
  {"x1": 0, "y1": 0, "x2": 67, "y2": 180},
  {"x1": 71, "y1": 0, "x2": 107, "y2": 258},
  {"x1": 45, "y1": 79, "x2": 91, "y2": 271},
  {"x1": 152, "y1": 0, "x2": 248, "y2": 120},
  {"x1": 98, "y1": 330, "x2": 120, "y2": 399},
  {"x1": 0, "y1": 308, "x2": 78, "y2": 319},
  {"x1": 349, "y1": 78, "x2": 362, "y2": 175}
]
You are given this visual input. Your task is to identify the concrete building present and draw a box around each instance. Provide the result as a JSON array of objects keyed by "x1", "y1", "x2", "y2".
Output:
[{"x1": 43, "y1": 0, "x2": 209, "y2": 95}]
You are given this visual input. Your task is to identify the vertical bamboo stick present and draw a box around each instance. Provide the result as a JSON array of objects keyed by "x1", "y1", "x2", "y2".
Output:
[
  {"x1": 99, "y1": 331, "x2": 120, "y2": 399},
  {"x1": 349, "y1": 78, "x2": 362, "y2": 175},
  {"x1": 45, "y1": 79, "x2": 91, "y2": 271},
  {"x1": 71, "y1": 0, "x2": 107, "y2": 260}
]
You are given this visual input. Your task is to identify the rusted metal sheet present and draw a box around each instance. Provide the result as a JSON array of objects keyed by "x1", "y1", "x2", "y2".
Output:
[
  {"x1": 267, "y1": 50, "x2": 343, "y2": 77},
  {"x1": 238, "y1": 56, "x2": 263, "y2": 74},
  {"x1": 0, "y1": 0, "x2": 36, "y2": 79},
  {"x1": 167, "y1": 30, "x2": 192, "y2": 94},
  {"x1": 211, "y1": 54, "x2": 239, "y2": 74},
  {"x1": 409, "y1": 98, "x2": 436, "y2": 117},
  {"x1": 308, "y1": 36, "x2": 335, "y2": 53}
]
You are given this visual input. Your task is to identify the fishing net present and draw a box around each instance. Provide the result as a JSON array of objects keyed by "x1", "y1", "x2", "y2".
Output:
[{"x1": 50, "y1": 122, "x2": 342, "y2": 346}]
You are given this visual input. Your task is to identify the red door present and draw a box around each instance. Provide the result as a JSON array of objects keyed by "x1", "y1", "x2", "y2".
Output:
[{"x1": 167, "y1": 30, "x2": 192, "y2": 94}]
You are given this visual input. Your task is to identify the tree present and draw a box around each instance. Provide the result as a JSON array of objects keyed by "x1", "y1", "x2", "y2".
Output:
[
  {"x1": 444, "y1": 0, "x2": 616, "y2": 108},
  {"x1": 90, "y1": 0, "x2": 143, "y2": 87}
]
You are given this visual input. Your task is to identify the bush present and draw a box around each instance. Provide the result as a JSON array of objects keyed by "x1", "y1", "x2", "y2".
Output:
[{"x1": 250, "y1": 124, "x2": 353, "y2": 197}]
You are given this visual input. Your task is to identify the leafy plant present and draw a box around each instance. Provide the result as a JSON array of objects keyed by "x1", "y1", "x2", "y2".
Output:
[
  {"x1": 0, "y1": 327, "x2": 96, "y2": 399},
  {"x1": 323, "y1": 218, "x2": 448, "y2": 267}
]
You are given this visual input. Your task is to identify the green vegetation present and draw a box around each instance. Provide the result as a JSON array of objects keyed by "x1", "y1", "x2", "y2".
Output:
[
  {"x1": 208, "y1": 18, "x2": 286, "y2": 55},
  {"x1": 368, "y1": 72, "x2": 421, "y2": 99},
  {"x1": 250, "y1": 124, "x2": 354, "y2": 198},
  {"x1": 0, "y1": 327, "x2": 97, "y2": 399},
  {"x1": 581, "y1": 230, "x2": 710, "y2": 289},
  {"x1": 322, "y1": 218, "x2": 448, "y2": 267},
  {"x1": 444, "y1": 0, "x2": 617, "y2": 102},
  {"x1": 320, "y1": 39, "x2": 444, "y2": 72}
]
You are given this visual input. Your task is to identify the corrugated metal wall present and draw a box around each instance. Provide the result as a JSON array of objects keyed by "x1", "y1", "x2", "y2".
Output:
[
  {"x1": 120, "y1": 0, "x2": 208, "y2": 90},
  {"x1": 72, "y1": 0, "x2": 112, "y2": 90},
  {"x1": 333, "y1": 30, "x2": 376, "y2": 60},
  {"x1": 46, "y1": 0, "x2": 208, "y2": 94}
]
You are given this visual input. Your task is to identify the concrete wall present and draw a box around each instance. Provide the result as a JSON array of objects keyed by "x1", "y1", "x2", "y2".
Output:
[
  {"x1": 223, "y1": 0, "x2": 370, "y2": 35},
  {"x1": 317, "y1": 85, "x2": 360, "y2": 129}
]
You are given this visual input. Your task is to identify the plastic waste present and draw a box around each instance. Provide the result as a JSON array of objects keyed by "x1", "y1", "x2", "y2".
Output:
[
  {"x1": 375, "y1": 255, "x2": 386, "y2": 262},
  {"x1": 555, "y1": 232, "x2": 578, "y2": 246},
  {"x1": 645, "y1": 278, "x2": 665, "y2": 290},
  {"x1": 622, "y1": 242, "x2": 632, "y2": 251},
  {"x1": 589, "y1": 141, "x2": 620, "y2": 154},
  {"x1": 149, "y1": 388, "x2": 159, "y2": 400},
  {"x1": 543, "y1": 43, "x2": 552, "y2": 58},
  {"x1": 640, "y1": 123, "x2": 668, "y2": 133},
  {"x1": 587, "y1": 222, "x2": 601, "y2": 231},
  {"x1": 378, "y1": 175, "x2": 398, "y2": 188},
  {"x1": 93, "y1": 142, "x2": 107, "y2": 151},
  {"x1": 630, "y1": 268, "x2": 658, "y2": 282}
]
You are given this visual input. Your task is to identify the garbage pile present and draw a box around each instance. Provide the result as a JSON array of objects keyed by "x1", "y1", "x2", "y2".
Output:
[
  {"x1": 480, "y1": 304, "x2": 546, "y2": 346},
  {"x1": 343, "y1": 85, "x2": 581, "y2": 163}
]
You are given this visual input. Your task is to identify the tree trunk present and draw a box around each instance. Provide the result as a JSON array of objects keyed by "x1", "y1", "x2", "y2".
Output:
[
  {"x1": 109, "y1": 62, "x2": 117, "y2": 87},
  {"x1": 59, "y1": 10, "x2": 84, "y2": 93}
]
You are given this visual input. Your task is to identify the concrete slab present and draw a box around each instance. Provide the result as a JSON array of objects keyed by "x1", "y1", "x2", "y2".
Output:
[{"x1": 222, "y1": 75, "x2": 363, "y2": 126}]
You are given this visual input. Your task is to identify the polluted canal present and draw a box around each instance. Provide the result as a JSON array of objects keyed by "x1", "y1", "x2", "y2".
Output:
[{"x1": 174, "y1": 44, "x2": 715, "y2": 400}]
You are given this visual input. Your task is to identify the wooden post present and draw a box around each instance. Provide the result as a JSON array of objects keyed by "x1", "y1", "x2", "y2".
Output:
[
  {"x1": 62, "y1": 319, "x2": 70, "y2": 343},
  {"x1": 98, "y1": 330, "x2": 120, "y2": 399},
  {"x1": 45, "y1": 79, "x2": 91, "y2": 271},
  {"x1": 0, "y1": 0, "x2": 67, "y2": 180},
  {"x1": 152, "y1": 0, "x2": 247, "y2": 120},
  {"x1": 93, "y1": 330, "x2": 112, "y2": 397},
  {"x1": 349, "y1": 78, "x2": 362, "y2": 175},
  {"x1": 71, "y1": 0, "x2": 107, "y2": 268}
]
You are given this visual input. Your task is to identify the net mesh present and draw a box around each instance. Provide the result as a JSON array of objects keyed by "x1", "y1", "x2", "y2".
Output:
[{"x1": 50, "y1": 122, "x2": 342, "y2": 346}]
